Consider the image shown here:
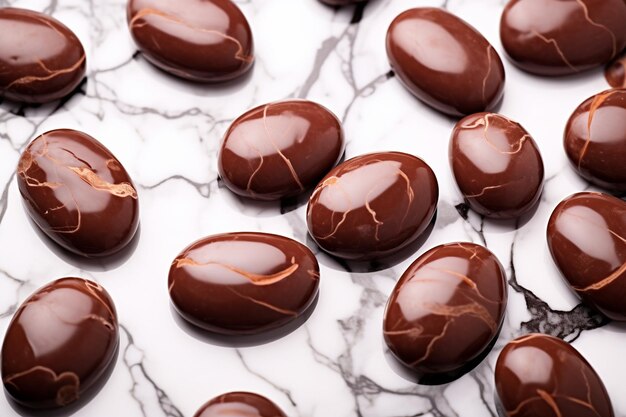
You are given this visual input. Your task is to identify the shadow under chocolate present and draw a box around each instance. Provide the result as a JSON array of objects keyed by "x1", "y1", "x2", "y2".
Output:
[
  {"x1": 4, "y1": 340, "x2": 119, "y2": 417},
  {"x1": 169, "y1": 292, "x2": 319, "y2": 348}
]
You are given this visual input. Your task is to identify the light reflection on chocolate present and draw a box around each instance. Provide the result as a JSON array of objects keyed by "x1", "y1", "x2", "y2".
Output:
[
  {"x1": 605, "y1": 50, "x2": 626, "y2": 88},
  {"x1": 193, "y1": 392, "x2": 287, "y2": 417}
]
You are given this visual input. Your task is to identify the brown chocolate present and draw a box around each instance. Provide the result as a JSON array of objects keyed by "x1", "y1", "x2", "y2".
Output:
[
  {"x1": 0, "y1": 8, "x2": 86, "y2": 104},
  {"x1": 194, "y1": 392, "x2": 287, "y2": 417},
  {"x1": 547, "y1": 192, "x2": 626, "y2": 321},
  {"x1": 218, "y1": 100, "x2": 345, "y2": 201},
  {"x1": 605, "y1": 50, "x2": 626, "y2": 88},
  {"x1": 500, "y1": 0, "x2": 626, "y2": 76},
  {"x1": 127, "y1": 0, "x2": 254, "y2": 82},
  {"x1": 16, "y1": 129, "x2": 139, "y2": 257},
  {"x1": 306, "y1": 152, "x2": 438, "y2": 261},
  {"x1": 386, "y1": 8, "x2": 505, "y2": 117},
  {"x1": 1, "y1": 278, "x2": 118, "y2": 409},
  {"x1": 564, "y1": 89, "x2": 626, "y2": 192},
  {"x1": 495, "y1": 334, "x2": 614, "y2": 417},
  {"x1": 450, "y1": 112, "x2": 544, "y2": 219},
  {"x1": 384, "y1": 243, "x2": 507, "y2": 380},
  {"x1": 168, "y1": 232, "x2": 319, "y2": 335}
]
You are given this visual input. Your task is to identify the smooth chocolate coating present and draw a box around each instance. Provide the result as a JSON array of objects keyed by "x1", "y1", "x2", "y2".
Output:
[
  {"x1": 606, "y1": 50, "x2": 626, "y2": 88},
  {"x1": 386, "y1": 8, "x2": 505, "y2": 117},
  {"x1": 564, "y1": 89, "x2": 626, "y2": 191},
  {"x1": 1, "y1": 278, "x2": 118, "y2": 409},
  {"x1": 17, "y1": 129, "x2": 139, "y2": 257},
  {"x1": 307, "y1": 152, "x2": 438, "y2": 261},
  {"x1": 0, "y1": 8, "x2": 86, "y2": 104},
  {"x1": 384, "y1": 243, "x2": 507, "y2": 379},
  {"x1": 500, "y1": 0, "x2": 626, "y2": 76},
  {"x1": 547, "y1": 192, "x2": 626, "y2": 321},
  {"x1": 495, "y1": 334, "x2": 614, "y2": 417},
  {"x1": 127, "y1": 0, "x2": 254, "y2": 82},
  {"x1": 450, "y1": 112, "x2": 544, "y2": 218},
  {"x1": 194, "y1": 392, "x2": 287, "y2": 417},
  {"x1": 218, "y1": 100, "x2": 345, "y2": 201},
  {"x1": 169, "y1": 232, "x2": 319, "y2": 335}
]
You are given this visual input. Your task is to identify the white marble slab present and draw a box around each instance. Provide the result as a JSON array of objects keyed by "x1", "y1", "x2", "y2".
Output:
[{"x1": 0, "y1": 0, "x2": 624, "y2": 416}]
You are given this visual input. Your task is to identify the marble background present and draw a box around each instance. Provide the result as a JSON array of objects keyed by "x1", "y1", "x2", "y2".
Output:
[{"x1": 0, "y1": 0, "x2": 624, "y2": 416}]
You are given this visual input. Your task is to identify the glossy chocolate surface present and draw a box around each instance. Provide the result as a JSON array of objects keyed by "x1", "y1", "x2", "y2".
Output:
[
  {"x1": 547, "y1": 192, "x2": 626, "y2": 321},
  {"x1": 606, "y1": 50, "x2": 626, "y2": 88},
  {"x1": 1, "y1": 278, "x2": 118, "y2": 409},
  {"x1": 384, "y1": 243, "x2": 507, "y2": 379},
  {"x1": 17, "y1": 129, "x2": 139, "y2": 257},
  {"x1": 564, "y1": 89, "x2": 626, "y2": 191},
  {"x1": 218, "y1": 100, "x2": 344, "y2": 200},
  {"x1": 169, "y1": 232, "x2": 319, "y2": 335},
  {"x1": 307, "y1": 152, "x2": 438, "y2": 261},
  {"x1": 127, "y1": 0, "x2": 254, "y2": 82},
  {"x1": 450, "y1": 112, "x2": 544, "y2": 218},
  {"x1": 386, "y1": 7, "x2": 505, "y2": 117},
  {"x1": 500, "y1": 0, "x2": 626, "y2": 76},
  {"x1": 495, "y1": 334, "x2": 614, "y2": 417},
  {"x1": 0, "y1": 8, "x2": 86, "y2": 104},
  {"x1": 194, "y1": 392, "x2": 287, "y2": 417}
]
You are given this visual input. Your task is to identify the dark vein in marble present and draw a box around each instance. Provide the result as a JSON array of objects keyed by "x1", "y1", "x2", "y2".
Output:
[{"x1": 0, "y1": 268, "x2": 27, "y2": 319}]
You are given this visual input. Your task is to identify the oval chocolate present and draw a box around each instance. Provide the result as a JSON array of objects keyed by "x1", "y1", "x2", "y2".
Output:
[
  {"x1": 383, "y1": 242, "x2": 507, "y2": 379},
  {"x1": 127, "y1": 0, "x2": 254, "y2": 82},
  {"x1": 0, "y1": 8, "x2": 86, "y2": 104},
  {"x1": 495, "y1": 334, "x2": 614, "y2": 417},
  {"x1": 1, "y1": 278, "x2": 118, "y2": 409},
  {"x1": 218, "y1": 100, "x2": 345, "y2": 201},
  {"x1": 547, "y1": 192, "x2": 626, "y2": 321},
  {"x1": 306, "y1": 152, "x2": 438, "y2": 261},
  {"x1": 194, "y1": 392, "x2": 287, "y2": 417},
  {"x1": 168, "y1": 232, "x2": 319, "y2": 335},
  {"x1": 564, "y1": 89, "x2": 626, "y2": 192},
  {"x1": 500, "y1": 0, "x2": 626, "y2": 75},
  {"x1": 16, "y1": 129, "x2": 139, "y2": 257},
  {"x1": 450, "y1": 112, "x2": 544, "y2": 219},
  {"x1": 386, "y1": 8, "x2": 505, "y2": 117},
  {"x1": 605, "y1": 50, "x2": 626, "y2": 88}
]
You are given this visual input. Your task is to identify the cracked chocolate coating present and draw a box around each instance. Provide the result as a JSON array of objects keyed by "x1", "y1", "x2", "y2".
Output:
[
  {"x1": 194, "y1": 392, "x2": 287, "y2": 417},
  {"x1": 500, "y1": 0, "x2": 626, "y2": 76},
  {"x1": 16, "y1": 129, "x2": 140, "y2": 257},
  {"x1": 306, "y1": 151, "x2": 438, "y2": 261},
  {"x1": 218, "y1": 100, "x2": 345, "y2": 201},
  {"x1": 564, "y1": 89, "x2": 626, "y2": 192},
  {"x1": 386, "y1": 7, "x2": 505, "y2": 117},
  {"x1": 495, "y1": 334, "x2": 614, "y2": 417},
  {"x1": 1, "y1": 278, "x2": 118, "y2": 409},
  {"x1": 450, "y1": 112, "x2": 544, "y2": 219},
  {"x1": 168, "y1": 232, "x2": 319, "y2": 335},
  {"x1": 384, "y1": 242, "x2": 507, "y2": 380},
  {"x1": 0, "y1": 8, "x2": 86, "y2": 104},
  {"x1": 547, "y1": 192, "x2": 626, "y2": 321},
  {"x1": 127, "y1": 0, "x2": 254, "y2": 82},
  {"x1": 605, "y1": 50, "x2": 626, "y2": 88}
]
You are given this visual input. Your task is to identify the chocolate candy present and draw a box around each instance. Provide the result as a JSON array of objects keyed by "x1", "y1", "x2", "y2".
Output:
[
  {"x1": 449, "y1": 112, "x2": 544, "y2": 219},
  {"x1": 500, "y1": 0, "x2": 626, "y2": 76},
  {"x1": 168, "y1": 232, "x2": 319, "y2": 335},
  {"x1": 0, "y1": 8, "x2": 86, "y2": 104},
  {"x1": 194, "y1": 392, "x2": 287, "y2": 417},
  {"x1": 1, "y1": 278, "x2": 118, "y2": 409},
  {"x1": 17, "y1": 129, "x2": 139, "y2": 257},
  {"x1": 495, "y1": 334, "x2": 614, "y2": 417},
  {"x1": 307, "y1": 152, "x2": 438, "y2": 261},
  {"x1": 127, "y1": 0, "x2": 254, "y2": 82},
  {"x1": 383, "y1": 243, "x2": 507, "y2": 381},
  {"x1": 218, "y1": 100, "x2": 344, "y2": 201},
  {"x1": 547, "y1": 192, "x2": 626, "y2": 321},
  {"x1": 606, "y1": 50, "x2": 626, "y2": 88},
  {"x1": 564, "y1": 89, "x2": 626, "y2": 192},
  {"x1": 386, "y1": 8, "x2": 505, "y2": 117}
]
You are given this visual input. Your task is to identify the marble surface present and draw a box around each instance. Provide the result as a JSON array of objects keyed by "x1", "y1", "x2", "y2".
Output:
[{"x1": 0, "y1": 0, "x2": 624, "y2": 416}]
